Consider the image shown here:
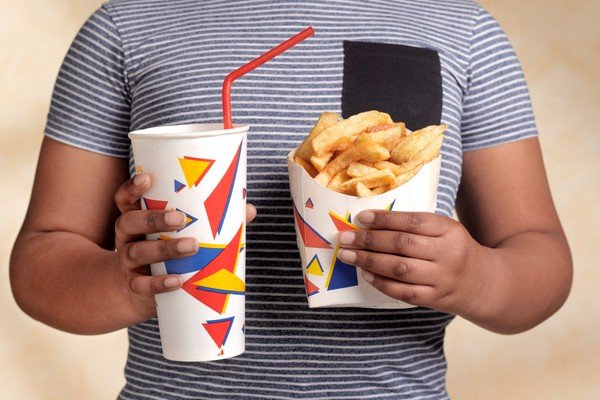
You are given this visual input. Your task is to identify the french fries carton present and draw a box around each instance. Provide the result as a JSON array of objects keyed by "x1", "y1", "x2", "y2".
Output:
[{"x1": 287, "y1": 151, "x2": 441, "y2": 309}]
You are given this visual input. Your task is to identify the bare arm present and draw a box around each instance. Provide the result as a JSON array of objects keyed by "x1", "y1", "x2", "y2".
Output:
[
  {"x1": 337, "y1": 138, "x2": 572, "y2": 334},
  {"x1": 10, "y1": 137, "x2": 255, "y2": 334},
  {"x1": 455, "y1": 137, "x2": 572, "y2": 332},
  {"x1": 11, "y1": 138, "x2": 132, "y2": 334}
]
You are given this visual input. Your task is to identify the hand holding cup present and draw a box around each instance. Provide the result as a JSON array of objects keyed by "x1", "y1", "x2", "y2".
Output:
[{"x1": 111, "y1": 173, "x2": 256, "y2": 324}]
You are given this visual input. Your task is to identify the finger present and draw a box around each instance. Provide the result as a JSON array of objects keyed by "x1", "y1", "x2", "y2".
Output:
[
  {"x1": 115, "y1": 210, "x2": 186, "y2": 246},
  {"x1": 361, "y1": 270, "x2": 436, "y2": 307},
  {"x1": 114, "y1": 173, "x2": 151, "y2": 213},
  {"x1": 337, "y1": 229, "x2": 438, "y2": 260},
  {"x1": 120, "y1": 237, "x2": 198, "y2": 268},
  {"x1": 356, "y1": 210, "x2": 452, "y2": 237},
  {"x1": 130, "y1": 274, "x2": 183, "y2": 296},
  {"x1": 338, "y1": 249, "x2": 438, "y2": 286},
  {"x1": 246, "y1": 203, "x2": 257, "y2": 224}
]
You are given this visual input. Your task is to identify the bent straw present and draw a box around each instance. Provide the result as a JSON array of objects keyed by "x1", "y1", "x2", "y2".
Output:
[{"x1": 222, "y1": 27, "x2": 314, "y2": 129}]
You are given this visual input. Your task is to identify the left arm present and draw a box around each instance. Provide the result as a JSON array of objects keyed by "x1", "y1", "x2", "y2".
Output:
[{"x1": 337, "y1": 137, "x2": 572, "y2": 334}]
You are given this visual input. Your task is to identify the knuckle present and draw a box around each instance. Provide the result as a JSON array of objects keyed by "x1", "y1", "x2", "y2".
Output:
[
  {"x1": 151, "y1": 279, "x2": 164, "y2": 294},
  {"x1": 361, "y1": 231, "x2": 374, "y2": 247},
  {"x1": 398, "y1": 288, "x2": 417, "y2": 302},
  {"x1": 128, "y1": 277, "x2": 138, "y2": 293},
  {"x1": 146, "y1": 211, "x2": 159, "y2": 228},
  {"x1": 390, "y1": 261, "x2": 409, "y2": 279},
  {"x1": 158, "y1": 241, "x2": 171, "y2": 260},
  {"x1": 379, "y1": 211, "x2": 394, "y2": 227},
  {"x1": 362, "y1": 252, "x2": 374, "y2": 270},
  {"x1": 407, "y1": 214, "x2": 424, "y2": 230},
  {"x1": 393, "y1": 233, "x2": 410, "y2": 251},
  {"x1": 115, "y1": 215, "x2": 127, "y2": 233},
  {"x1": 126, "y1": 242, "x2": 142, "y2": 263}
]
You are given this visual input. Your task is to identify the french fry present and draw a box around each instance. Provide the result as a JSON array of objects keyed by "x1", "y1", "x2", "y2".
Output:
[
  {"x1": 355, "y1": 182, "x2": 373, "y2": 197},
  {"x1": 391, "y1": 124, "x2": 446, "y2": 165},
  {"x1": 310, "y1": 152, "x2": 333, "y2": 172},
  {"x1": 327, "y1": 170, "x2": 352, "y2": 194},
  {"x1": 366, "y1": 123, "x2": 406, "y2": 150},
  {"x1": 296, "y1": 112, "x2": 340, "y2": 161},
  {"x1": 294, "y1": 156, "x2": 318, "y2": 178},
  {"x1": 340, "y1": 169, "x2": 395, "y2": 192},
  {"x1": 347, "y1": 162, "x2": 379, "y2": 177},
  {"x1": 373, "y1": 161, "x2": 404, "y2": 176},
  {"x1": 314, "y1": 144, "x2": 363, "y2": 186},
  {"x1": 365, "y1": 123, "x2": 396, "y2": 133},
  {"x1": 388, "y1": 162, "x2": 424, "y2": 189},
  {"x1": 299, "y1": 112, "x2": 445, "y2": 196},
  {"x1": 311, "y1": 110, "x2": 393, "y2": 156},
  {"x1": 370, "y1": 186, "x2": 388, "y2": 195},
  {"x1": 355, "y1": 134, "x2": 391, "y2": 162}
]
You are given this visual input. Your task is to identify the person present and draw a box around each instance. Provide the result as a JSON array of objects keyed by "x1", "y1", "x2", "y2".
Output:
[{"x1": 10, "y1": 1, "x2": 572, "y2": 399}]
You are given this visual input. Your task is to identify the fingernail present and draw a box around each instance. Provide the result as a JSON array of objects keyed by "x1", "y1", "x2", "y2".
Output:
[
  {"x1": 164, "y1": 276, "x2": 182, "y2": 288},
  {"x1": 337, "y1": 231, "x2": 355, "y2": 245},
  {"x1": 134, "y1": 174, "x2": 148, "y2": 186},
  {"x1": 177, "y1": 238, "x2": 198, "y2": 253},
  {"x1": 358, "y1": 211, "x2": 375, "y2": 224},
  {"x1": 165, "y1": 211, "x2": 185, "y2": 226},
  {"x1": 338, "y1": 249, "x2": 357, "y2": 263},
  {"x1": 362, "y1": 270, "x2": 375, "y2": 283}
]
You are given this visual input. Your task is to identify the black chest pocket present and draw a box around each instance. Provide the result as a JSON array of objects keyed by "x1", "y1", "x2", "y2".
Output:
[{"x1": 342, "y1": 41, "x2": 443, "y2": 131}]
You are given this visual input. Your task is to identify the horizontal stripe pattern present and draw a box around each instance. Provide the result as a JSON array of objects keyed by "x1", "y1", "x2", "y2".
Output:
[{"x1": 42, "y1": 0, "x2": 538, "y2": 398}]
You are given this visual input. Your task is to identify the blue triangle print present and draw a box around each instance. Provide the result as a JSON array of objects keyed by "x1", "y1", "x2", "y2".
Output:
[
  {"x1": 176, "y1": 208, "x2": 198, "y2": 232},
  {"x1": 164, "y1": 246, "x2": 223, "y2": 275},
  {"x1": 328, "y1": 258, "x2": 359, "y2": 291},
  {"x1": 174, "y1": 179, "x2": 186, "y2": 193}
]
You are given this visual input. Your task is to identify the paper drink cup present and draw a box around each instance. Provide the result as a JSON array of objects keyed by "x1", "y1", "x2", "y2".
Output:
[
  {"x1": 288, "y1": 149, "x2": 441, "y2": 309},
  {"x1": 129, "y1": 123, "x2": 248, "y2": 361}
]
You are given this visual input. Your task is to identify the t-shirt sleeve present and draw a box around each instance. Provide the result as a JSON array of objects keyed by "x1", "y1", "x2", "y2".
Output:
[
  {"x1": 460, "y1": 6, "x2": 538, "y2": 151},
  {"x1": 44, "y1": 5, "x2": 131, "y2": 158}
]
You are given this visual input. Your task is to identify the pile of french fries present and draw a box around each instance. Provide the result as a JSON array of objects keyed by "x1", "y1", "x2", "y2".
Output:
[{"x1": 293, "y1": 111, "x2": 447, "y2": 197}]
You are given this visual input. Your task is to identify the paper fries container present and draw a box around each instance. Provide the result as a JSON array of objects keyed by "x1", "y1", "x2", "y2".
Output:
[
  {"x1": 287, "y1": 149, "x2": 441, "y2": 309},
  {"x1": 129, "y1": 123, "x2": 248, "y2": 361}
]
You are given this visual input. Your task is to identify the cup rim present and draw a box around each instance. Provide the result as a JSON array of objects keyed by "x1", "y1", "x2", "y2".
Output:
[{"x1": 128, "y1": 123, "x2": 249, "y2": 139}]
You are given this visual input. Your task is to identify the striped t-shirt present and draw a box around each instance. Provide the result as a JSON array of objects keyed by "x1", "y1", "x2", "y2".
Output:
[{"x1": 44, "y1": 1, "x2": 538, "y2": 399}]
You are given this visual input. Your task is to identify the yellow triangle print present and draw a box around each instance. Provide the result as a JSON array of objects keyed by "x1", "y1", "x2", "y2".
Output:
[
  {"x1": 306, "y1": 254, "x2": 324, "y2": 276},
  {"x1": 178, "y1": 157, "x2": 214, "y2": 188},
  {"x1": 194, "y1": 269, "x2": 245, "y2": 294}
]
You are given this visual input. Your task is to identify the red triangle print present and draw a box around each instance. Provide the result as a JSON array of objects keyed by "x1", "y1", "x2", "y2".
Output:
[
  {"x1": 305, "y1": 198, "x2": 314, "y2": 209},
  {"x1": 203, "y1": 317, "x2": 234, "y2": 348},
  {"x1": 143, "y1": 198, "x2": 168, "y2": 210},
  {"x1": 182, "y1": 224, "x2": 243, "y2": 313},
  {"x1": 293, "y1": 204, "x2": 331, "y2": 249},
  {"x1": 304, "y1": 275, "x2": 319, "y2": 297},
  {"x1": 205, "y1": 141, "x2": 242, "y2": 238}
]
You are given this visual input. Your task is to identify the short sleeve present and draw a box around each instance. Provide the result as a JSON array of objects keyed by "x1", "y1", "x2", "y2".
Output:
[
  {"x1": 44, "y1": 5, "x2": 131, "y2": 158},
  {"x1": 460, "y1": 6, "x2": 538, "y2": 151}
]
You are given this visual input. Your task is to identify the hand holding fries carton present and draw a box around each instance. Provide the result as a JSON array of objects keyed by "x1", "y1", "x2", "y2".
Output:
[{"x1": 288, "y1": 111, "x2": 445, "y2": 308}]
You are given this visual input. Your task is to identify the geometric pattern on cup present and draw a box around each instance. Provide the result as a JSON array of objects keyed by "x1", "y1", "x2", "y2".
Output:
[
  {"x1": 204, "y1": 140, "x2": 243, "y2": 239},
  {"x1": 178, "y1": 156, "x2": 214, "y2": 188},
  {"x1": 182, "y1": 224, "x2": 244, "y2": 314},
  {"x1": 202, "y1": 316, "x2": 235, "y2": 351},
  {"x1": 142, "y1": 197, "x2": 168, "y2": 210}
]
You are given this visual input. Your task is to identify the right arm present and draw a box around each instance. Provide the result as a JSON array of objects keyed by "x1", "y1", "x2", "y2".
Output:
[
  {"x1": 10, "y1": 137, "x2": 257, "y2": 335},
  {"x1": 9, "y1": 137, "x2": 198, "y2": 334}
]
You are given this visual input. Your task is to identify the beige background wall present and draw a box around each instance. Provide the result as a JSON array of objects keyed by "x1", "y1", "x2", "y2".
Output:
[{"x1": 1, "y1": 1, "x2": 598, "y2": 398}]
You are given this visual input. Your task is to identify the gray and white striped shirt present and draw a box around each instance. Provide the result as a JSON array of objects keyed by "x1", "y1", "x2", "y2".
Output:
[{"x1": 44, "y1": 1, "x2": 538, "y2": 398}]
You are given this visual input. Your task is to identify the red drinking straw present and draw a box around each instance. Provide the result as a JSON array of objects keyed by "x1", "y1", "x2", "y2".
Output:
[{"x1": 222, "y1": 27, "x2": 315, "y2": 129}]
